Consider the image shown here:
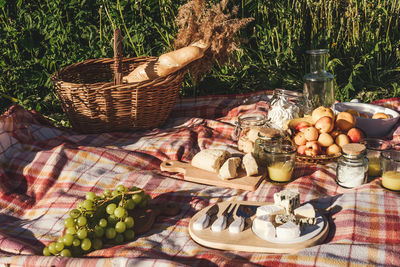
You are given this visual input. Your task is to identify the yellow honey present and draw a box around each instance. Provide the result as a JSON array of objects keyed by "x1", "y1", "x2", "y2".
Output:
[
  {"x1": 268, "y1": 162, "x2": 293, "y2": 182},
  {"x1": 382, "y1": 171, "x2": 400, "y2": 191},
  {"x1": 368, "y1": 157, "x2": 381, "y2": 177}
]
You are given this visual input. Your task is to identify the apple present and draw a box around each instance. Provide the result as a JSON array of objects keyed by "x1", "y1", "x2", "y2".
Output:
[
  {"x1": 312, "y1": 106, "x2": 335, "y2": 124},
  {"x1": 305, "y1": 141, "x2": 321, "y2": 156},
  {"x1": 315, "y1": 116, "x2": 334, "y2": 133},
  {"x1": 295, "y1": 121, "x2": 312, "y2": 132},
  {"x1": 297, "y1": 145, "x2": 307, "y2": 155},
  {"x1": 318, "y1": 132, "x2": 334, "y2": 147},
  {"x1": 346, "y1": 128, "x2": 364, "y2": 143},
  {"x1": 335, "y1": 133, "x2": 350, "y2": 148},
  {"x1": 326, "y1": 144, "x2": 341, "y2": 155},
  {"x1": 294, "y1": 132, "x2": 307, "y2": 146},
  {"x1": 303, "y1": 126, "x2": 319, "y2": 141}
]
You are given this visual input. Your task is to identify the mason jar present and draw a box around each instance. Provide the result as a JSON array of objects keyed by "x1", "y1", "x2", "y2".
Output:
[{"x1": 336, "y1": 143, "x2": 368, "y2": 188}]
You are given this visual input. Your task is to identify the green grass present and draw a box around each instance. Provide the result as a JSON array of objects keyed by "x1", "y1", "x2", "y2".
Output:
[{"x1": 0, "y1": 0, "x2": 399, "y2": 126}]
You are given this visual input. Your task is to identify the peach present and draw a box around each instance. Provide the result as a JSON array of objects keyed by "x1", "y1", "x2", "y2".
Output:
[
  {"x1": 318, "y1": 132, "x2": 334, "y2": 147},
  {"x1": 293, "y1": 132, "x2": 307, "y2": 146},
  {"x1": 305, "y1": 141, "x2": 321, "y2": 156},
  {"x1": 372, "y1": 112, "x2": 390, "y2": 119},
  {"x1": 330, "y1": 129, "x2": 343, "y2": 139},
  {"x1": 312, "y1": 106, "x2": 335, "y2": 124},
  {"x1": 297, "y1": 145, "x2": 307, "y2": 155},
  {"x1": 335, "y1": 112, "x2": 356, "y2": 131},
  {"x1": 345, "y1": 109, "x2": 360, "y2": 117},
  {"x1": 335, "y1": 133, "x2": 350, "y2": 148},
  {"x1": 346, "y1": 128, "x2": 364, "y2": 143},
  {"x1": 326, "y1": 144, "x2": 341, "y2": 155},
  {"x1": 295, "y1": 121, "x2": 312, "y2": 132},
  {"x1": 303, "y1": 126, "x2": 319, "y2": 141},
  {"x1": 315, "y1": 116, "x2": 334, "y2": 133}
]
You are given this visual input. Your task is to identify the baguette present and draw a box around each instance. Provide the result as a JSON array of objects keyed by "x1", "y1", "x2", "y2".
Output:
[
  {"x1": 242, "y1": 153, "x2": 258, "y2": 176},
  {"x1": 123, "y1": 41, "x2": 209, "y2": 83},
  {"x1": 191, "y1": 149, "x2": 231, "y2": 173},
  {"x1": 219, "y1": 157, "x2": 241, "y2": 180}
]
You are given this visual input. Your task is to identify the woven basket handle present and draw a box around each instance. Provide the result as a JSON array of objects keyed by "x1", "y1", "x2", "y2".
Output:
[{"x1": 113, "y1": 29, "x2": 123, "y2": 85}]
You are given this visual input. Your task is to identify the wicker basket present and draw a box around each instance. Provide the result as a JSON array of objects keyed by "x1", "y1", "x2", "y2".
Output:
[{"x1": 51, "y1": 30, "x2": 186, "y2": 133}]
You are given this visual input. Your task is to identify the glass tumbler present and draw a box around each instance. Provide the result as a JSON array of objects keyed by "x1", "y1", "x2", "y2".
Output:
[
  {"x1": 360, "y1": 138, "x2": 392, "y2": 178},
  {"x1": 263, "y1": 144, "x2": 297, "y2": 183},
  {"x1": 381, "y1": 150, "x2": 400, "y2": 191}
]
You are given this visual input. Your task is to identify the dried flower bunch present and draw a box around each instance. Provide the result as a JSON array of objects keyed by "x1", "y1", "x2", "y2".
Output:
[{"x1": 174, "y1": 0, "x2": 254, "y2": 82}]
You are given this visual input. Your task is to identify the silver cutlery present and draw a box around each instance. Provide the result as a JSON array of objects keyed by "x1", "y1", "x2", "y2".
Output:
[
  {"x1": 211, "y1": 203, "x2": 237, "y2": 232},
  {"x1": 193, "y1": 204, "x2": 219, "y2": 230}
]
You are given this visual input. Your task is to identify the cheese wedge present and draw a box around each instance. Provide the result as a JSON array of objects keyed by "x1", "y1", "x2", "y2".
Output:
[
  {"x1": 276, "y1": 221, "x2": 300, "y2": 240},
  {"x1": 294, "y1": 203, "x2": 316, "y2": 218},
  {"x1": 256, "y1": 204, "x2": 285, "y2": 217},
  {"x1": 273, "y1": 189, "x2": 300, "y2": 214},
  {"x1": 253, "y1": 215, "x2": 275, "y2": 239}
]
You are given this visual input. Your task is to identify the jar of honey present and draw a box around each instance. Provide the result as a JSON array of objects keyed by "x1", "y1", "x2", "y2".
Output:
[
  {"x1": 381, "y1": 150, "x2": 400, "y2": 191},
  {"x1": 360, "y1": 138, "x2": 392, "y2": 178}
]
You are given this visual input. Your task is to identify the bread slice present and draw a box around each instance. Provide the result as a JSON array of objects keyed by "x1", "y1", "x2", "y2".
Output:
[
  {"x1": 219, "y1": 157, "x2": 241, "y2": 180},
  {"x1": 191, "y1": 149, "x2": 231, "y2": 173},
  {"x1": 242, "y1": 153, "x2": 258, "y2": 176}
]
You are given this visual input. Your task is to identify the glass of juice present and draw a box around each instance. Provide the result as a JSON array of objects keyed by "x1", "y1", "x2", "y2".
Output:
[
  {"x1": 263, "y1": 144, "x2": 297, "y2": 183},
  {"x1": 381, "y1": 150, "x2": 400, "y2": 191},
  {"x1": 360, "y1": 138, "x2": 391, "y2": 178}
]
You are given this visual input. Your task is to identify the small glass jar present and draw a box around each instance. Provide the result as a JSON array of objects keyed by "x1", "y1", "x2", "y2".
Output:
[
  {"x1": 360, "y1": 138, "x2": 392, "y2": 178},
  {"x1": 336, "y1": 143, "x2": 368, "y2": 188},
  {"x1": 235, "y1": 113, "x2": 268, "y2": 140},
  {"x1": 253, "y1": 129, "x2": 282, "y2": 167},
  {"x1": 381, "y1": 150, "x2": 400, "y2": 191},
  {"x1": 267, "y1": 89, "x2": 305, "y2": 130},
  {"x1": 263, "y1": 144, "x2": 297, "y2": 183}
]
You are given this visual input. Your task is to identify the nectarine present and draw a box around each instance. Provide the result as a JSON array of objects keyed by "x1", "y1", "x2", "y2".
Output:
[
  {"x1": 335, "y1": 112, "x2": 356, "y2": 131},
  {"x1": 312, "y1": 106, "x2": 335, "y2": 124},
  {"x1": 295, "y1": 121, "x2": 312, "y2": 132},
  {"x1": 335, "y1": 134, "x2": 350, "y2": 148},
  {"x1": 318, "y1": 133, "x2": 334, "y2": 147},
  {"x1": 326, "y1": 144, "x2": 341, "y2": 155},
  {"x1": 294, "y1": 132, "x2": 307, "y2": 146},
  {"x1": 347, "y1": 128, "x2": 364, "y2": 143},
  {"x1": 315, "y1": 116, "x2": 334, "y2": 133},
  {"x1": 305, "y1": 141, "x2": 321, "y2": 156},
  {"x1": 303, "y1": 127, "x2": 319, "y2": 141}
]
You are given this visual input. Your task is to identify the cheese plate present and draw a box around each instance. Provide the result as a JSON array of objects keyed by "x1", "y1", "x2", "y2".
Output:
[
  {"x1": 188, "y1": 201, "x2": 329, "y2": 253},
  {"x1": 160, "y1": 160, "x2": 266, "y2": 191}
]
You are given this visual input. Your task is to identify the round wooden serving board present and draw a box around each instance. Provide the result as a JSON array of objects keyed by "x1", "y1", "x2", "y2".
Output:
[{"x1": 189, "y1": 201, "x2": 329, "y2": 253}]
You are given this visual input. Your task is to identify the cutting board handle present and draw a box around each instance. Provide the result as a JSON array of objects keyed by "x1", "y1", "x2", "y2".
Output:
[{"x1": 160, "y1": 160, "x2": 189, "y2": 174}]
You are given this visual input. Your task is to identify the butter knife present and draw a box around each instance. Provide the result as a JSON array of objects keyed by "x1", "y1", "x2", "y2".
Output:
[
  {"x1": 229, "y1": 204, "x2": 257, "y2": 233},
  {"x1": 193, "y1": 204, "x2": 219, "y2": 230}
]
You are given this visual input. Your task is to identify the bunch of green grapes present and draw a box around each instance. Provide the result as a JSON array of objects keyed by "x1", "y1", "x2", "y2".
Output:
[{"x1": 43, "y1": 185, "x2": 151, "y2": 257}]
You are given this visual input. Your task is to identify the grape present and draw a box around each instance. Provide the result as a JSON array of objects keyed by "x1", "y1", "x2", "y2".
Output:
[
  {"x1": 99, "y1": 218, "x2": 107, "y2": 228},
  {"x1": 107, "y1": 215, "x2": 118, "y2": 226},
  {"x1": 70, "y1": 209, "x2": 81, "y2": 219},
  {"x1": 64, "y1": 217, "x2": 74, "y2": 228},
  {"x1": 103, "y1": 189, "x2": 111, "y2": 197},
  {"x1": 60, "y1": 249, "x2": 72, "y2": 257},
  {"x1": 81, "y1": 238, "x2": 91, "y2": 251},
  {"x1": 63, "y1": 234, "x2": 74, "y2": 246},
  {"x1": 77, "y1": 228, "x2": 87, "y2": 239},
  {"x1": 94, "y1": 225, "x2": 104, "y2": 237},
  {"x1": 125, "y1": 199, "x2": 136, "y2": 210},
  {"x1": 117, "y1": 185, "x2": 126, "y2": 192},
  {"x1": 48, "y1": 242, "x2": 57, "y2": 255},
  {"x1": 57, "y1": 236, "x2": 65, "y2": 244},
  {"x1": 83, "y1": 199, "x2": 94, "y2": 210},
  {"x1": 124, "y1": 229, "x2": 135, "y2": 241},
  {"x1": 55, "y1": 242, "x2": 64, "y2": 252},
  {"x1": 43, "y1": 247, "x2": 51, "y2": 256},
  {"x1": 130, "y1": 186, "x2": 140, "y2": 191},
  {"x1": 115, "y1": 221, "x2": 126, "y2": 233},
  {"x1": 114, "y1": 207, "x2": 126, "y2": 218},
  {"x1": 131, "y1": 194, "x2": 142, "y2": 205},
  {"x1": 86, "y1": 192, "x2": 96, "y2": 201},
  {"x1": 106, "y1": 203, "x2": 117, "y2": 215},
  {"x1": 72, "y1": 238, "x2": 81, "y2": 247},
  {"x1": 77, "y1": 201, "x2": 84, "y2": 210},
  {"x1": 114, "y1": 233, "x2": 124, "y2": 244},
  {"x1": 77, "y1": 216, "x2": 87, "y2": 227},
  {"x1": 92, "y1": 238, "x2": 103, "y2": 250},
  {"x1": 65, "y1": 227, "x2": 76, "y2": 235},
  {"x1": 105, "y1": 227, "x2": 116, "y2": 239},
  {"x1": 111, "y1": 190, "x2": 119, "y2": 197},
  {"x1": 124, "y1": 217, "x2": 134, "y2": 229}
]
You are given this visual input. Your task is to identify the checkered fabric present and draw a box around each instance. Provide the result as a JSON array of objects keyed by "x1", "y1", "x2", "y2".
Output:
[{"x1": 0, "y1": 91, "x2": 399, "y2": 266}]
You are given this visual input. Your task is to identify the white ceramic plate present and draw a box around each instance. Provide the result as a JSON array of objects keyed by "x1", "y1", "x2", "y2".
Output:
[
  {"x1": 333, "y1": 102, "x2": 400, "y2": 137},
  {"x1": 252, "y1": 216, "x2": 326, "y2": 244}
]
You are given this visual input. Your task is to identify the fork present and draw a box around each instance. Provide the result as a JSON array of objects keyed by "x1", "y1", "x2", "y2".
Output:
[{"x1": 211, "y1": 203, "x2": 237, "y2": 232}]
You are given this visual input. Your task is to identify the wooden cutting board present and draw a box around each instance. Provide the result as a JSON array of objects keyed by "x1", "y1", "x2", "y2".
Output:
[
  {"x1": 160, "y1": 160, "x2": 266, "y2": 191},
  {"x1": 189, "y1": 201, "x2": 329, "y2": 253}
]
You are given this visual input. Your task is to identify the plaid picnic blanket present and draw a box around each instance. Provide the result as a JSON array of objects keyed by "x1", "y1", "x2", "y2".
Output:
[{"x1": 0, "y1": 91, "x2": 400, "y2": 266}]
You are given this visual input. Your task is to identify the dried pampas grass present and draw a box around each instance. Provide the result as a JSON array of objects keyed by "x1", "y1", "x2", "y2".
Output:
[{"x1": 174, "y1": 0, "x2": 254, "y2": 82}]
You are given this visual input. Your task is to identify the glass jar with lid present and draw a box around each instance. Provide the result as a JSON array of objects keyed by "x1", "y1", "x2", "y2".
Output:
[
  {"x1": 336, "y1": 143, "x2": 368, "y2": 188},
  {"x1": 267, "y1": 89, "x2": 305, "y2": 130},
  {"x1": 360, "y1": 138, "x2": 392, "y2": 178}
]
